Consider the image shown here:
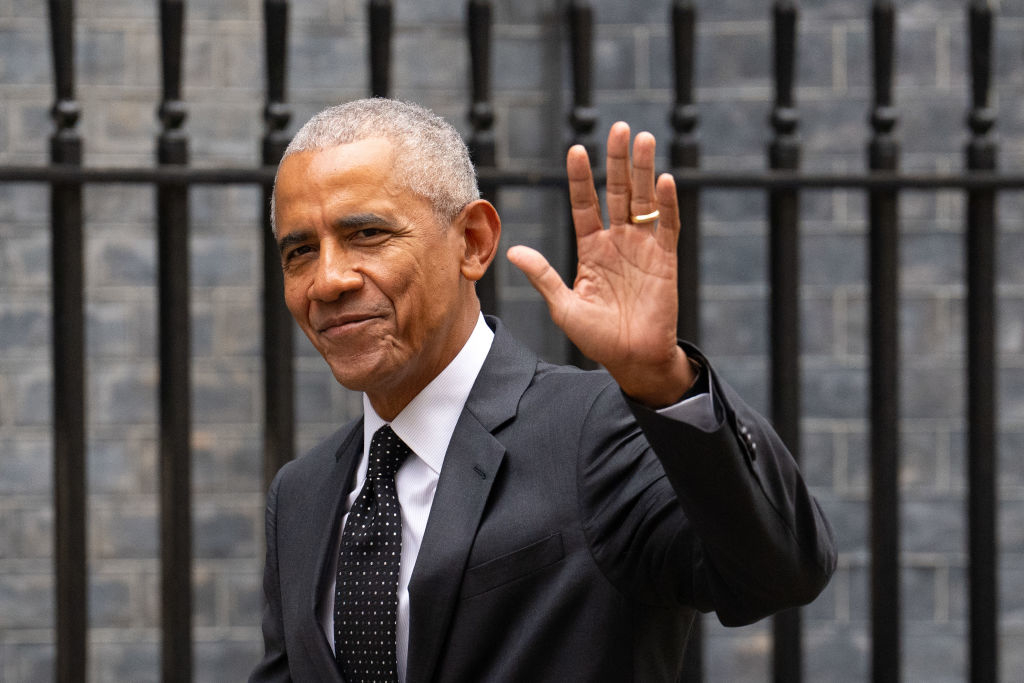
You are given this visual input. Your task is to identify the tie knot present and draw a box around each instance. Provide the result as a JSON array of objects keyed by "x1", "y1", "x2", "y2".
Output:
[{"x1": 368, "y1": 424, "x2": 411, "y2": 481}]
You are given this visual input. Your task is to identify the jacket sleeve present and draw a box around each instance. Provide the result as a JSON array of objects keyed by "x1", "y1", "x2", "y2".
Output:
[
  {"x1": 578, "y1": 345, "x2": 837, "y2": 626},
  {"x1": 249, "y1": 471, "x2": 292, "y2": 682}
]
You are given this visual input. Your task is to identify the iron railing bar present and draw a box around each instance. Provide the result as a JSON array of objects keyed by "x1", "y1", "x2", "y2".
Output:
[
  {"x1": 368, "y1": 0, "x2": 393, "y2": 97},
  {"x1": 157, "y1": 1, "x2": 192, "y2": 680},
  {"x1": 769, "y1": 1, "x2": 803, "y2": 679},
  {"x1": 6, "y1": 165, "x2": 1024, "y2": 189},
  {"x1": 467, "y1": 0, "x2": 498, "y2": 315},
  {"x1": 47, "y1": 1, "x2": 87, "y2": 679},
  {"x1": 868, "y1": 2, "x2": 902, "y2": 680},
  {"x1": 261, "y1": 0, "x2": 295, "y2": 490},
  {"x1": 671, "y1": 0, "x2": 701, "y2": 346},
  {"x1": 0, "y1": 166, "x2": 275, "y2": 183},
  {"x1": 966, "y1": 2, "x2": 999, "y2": 681},
  {"x1": 566, "y1": 0, "x2": 598, "y2": 369}
]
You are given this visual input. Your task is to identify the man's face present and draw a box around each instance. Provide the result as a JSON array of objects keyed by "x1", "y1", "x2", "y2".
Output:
[{"x1": 273, "y1": 137, "x2": 478, "y2": 414}]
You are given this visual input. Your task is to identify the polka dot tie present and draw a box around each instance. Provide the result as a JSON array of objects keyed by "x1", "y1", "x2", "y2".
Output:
[{"x1": 335, "y1": 425, "x2": 410, "y2": 683}]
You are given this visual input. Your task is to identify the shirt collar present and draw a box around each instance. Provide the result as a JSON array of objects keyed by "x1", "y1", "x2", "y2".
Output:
[{"x1": 363, "y1": 313, "x2": 495, "y2": 474}]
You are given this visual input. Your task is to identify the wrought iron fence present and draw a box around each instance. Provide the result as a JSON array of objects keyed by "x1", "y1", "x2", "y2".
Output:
[{"x1": 0, "y1": 0, "x2": 1017, "y2": 681}]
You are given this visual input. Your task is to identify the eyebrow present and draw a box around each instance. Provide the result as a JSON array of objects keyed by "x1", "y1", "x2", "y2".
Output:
[{"x1": 334, "y1": 213, "x2": 396, "y2": 230}]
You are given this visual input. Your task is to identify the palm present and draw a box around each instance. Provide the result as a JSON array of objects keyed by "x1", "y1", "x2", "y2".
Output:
[
  {"x1": 508, "y1": 123, "x2": 693, "y2": 405},
  {"x1": 560, "y1": 208, "x2": 677, "y2": 366}
]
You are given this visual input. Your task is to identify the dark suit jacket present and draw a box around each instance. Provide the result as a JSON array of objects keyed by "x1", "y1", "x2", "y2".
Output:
[{"x1": 251, "y1": 317, "x2": 836, "y2": 682}]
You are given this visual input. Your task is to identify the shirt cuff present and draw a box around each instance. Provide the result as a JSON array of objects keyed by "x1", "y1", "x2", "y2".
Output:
[{"x1": 653, "y1": 359, "x2": 721, "y2": 433}]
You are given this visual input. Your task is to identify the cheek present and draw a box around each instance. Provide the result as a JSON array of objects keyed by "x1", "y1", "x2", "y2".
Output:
[
  {"x1": 282, "y1": 280, "x2": 315, "y2": 330},
  {"x1": 282, "y1": 284, "x2": 306, "y2": 317},
  {"x1": 389, "y1": 263, "x2": 450, "y2": 330},
  {"x1": 385, "y1": 270, "x2": 423, "y2": 323}
]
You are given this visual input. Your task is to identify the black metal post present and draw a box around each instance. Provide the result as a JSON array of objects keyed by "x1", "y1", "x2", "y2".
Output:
[
  {"x1": 567, "y1": 0, "x2": 598, "y2": 160},
  {"x1": 467, "y1": 0, "x2": 498, "y2": 315},
  {"x1": 868, "y1": 3, "x2": 902, "y2": 681},
  {"x1": 566, "y1": 0, "x2": 597, "y2": 368},
  {"x1": 671, "y1": 5, "x2": 702, "y2": 677},
  {"x1": 769, "y1": 3, "x2": 802, "y2": 681},
  {"x1": 368, "y1": 0, "x2": 393, "y2": 97},
  {"x1": 47, "y1": 2, "x2": 87, "y2": 681},
  {"x1": 157, "y1": 1, "x2": 192, "y2": 680},
  {"x1": 262, "y1": 0, "x2": 295, "y2": 491},
  {"x1": 966, "y1": 3, "x2": 998, "y2": 681},
  {"x1": 671, "y1": 0, "x2": 700, "y2": 345}
]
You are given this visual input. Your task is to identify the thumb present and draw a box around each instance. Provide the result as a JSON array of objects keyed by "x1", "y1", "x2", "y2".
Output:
[{"x1": 506, "y1": 245, "x2": 571, "y2": 313}]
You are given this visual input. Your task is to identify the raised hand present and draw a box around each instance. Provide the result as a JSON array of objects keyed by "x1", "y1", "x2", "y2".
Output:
[{"x1": 507, "y1": 122, "x2": 696, "y2": 407}]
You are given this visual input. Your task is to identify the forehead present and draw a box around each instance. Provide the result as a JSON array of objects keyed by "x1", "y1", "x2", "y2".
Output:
[
  {"x1": 273, "y1": 137, "x2": 441, "y2": 236},
  {"x1": 276, "y1": 137, "x2": 398, "y2": 200}
]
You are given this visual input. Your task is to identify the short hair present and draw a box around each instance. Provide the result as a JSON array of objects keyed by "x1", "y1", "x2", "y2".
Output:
[{"x1": 271, "y1": 98, "x2": 480, "y2": 234}]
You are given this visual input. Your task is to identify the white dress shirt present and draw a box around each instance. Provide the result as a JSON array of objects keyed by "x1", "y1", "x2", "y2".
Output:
[
  {"x1": 320, "y1": 314, "x2": 495, "y2": 681},
  {"x1": 319, "y1": 313, "x2": 717, "y2": 681}
]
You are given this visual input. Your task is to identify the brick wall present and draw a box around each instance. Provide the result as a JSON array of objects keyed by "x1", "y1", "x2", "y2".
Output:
[{"x1": 1, "y1": 0, "x2": 1023, "y2": 680}]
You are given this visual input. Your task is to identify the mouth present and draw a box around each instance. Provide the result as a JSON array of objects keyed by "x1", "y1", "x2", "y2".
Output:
[{"x1": 315, "y1": 313, "x2": 382, "y2": 338}]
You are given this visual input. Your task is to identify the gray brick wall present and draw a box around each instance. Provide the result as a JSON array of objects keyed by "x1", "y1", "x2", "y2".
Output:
[{"x1": 2, "y1": 0, "x2": 1023, "y2": 680}]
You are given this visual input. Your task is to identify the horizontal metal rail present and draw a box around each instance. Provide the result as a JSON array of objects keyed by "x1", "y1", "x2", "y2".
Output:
[{"x1": 3, "y1": 165, "x2": 1024, "y2": 189}]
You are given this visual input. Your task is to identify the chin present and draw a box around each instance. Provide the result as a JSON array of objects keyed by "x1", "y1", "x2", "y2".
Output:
[
  {"x1": 327, "y1": 366, "x2": 376, "y2": 393},
  {"x1": 325, "y1": 352, "x2": 392, "y2": 393}
]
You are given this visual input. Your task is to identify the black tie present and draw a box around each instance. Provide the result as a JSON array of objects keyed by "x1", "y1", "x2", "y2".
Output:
[{"x1": 335, "y1": 425, "x2": 411, "y2": 682}]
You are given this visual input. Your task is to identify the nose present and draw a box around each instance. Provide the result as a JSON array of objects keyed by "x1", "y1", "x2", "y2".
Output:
[{"x1": 307, "y1": 239, "x2": 363, "y2": 301}]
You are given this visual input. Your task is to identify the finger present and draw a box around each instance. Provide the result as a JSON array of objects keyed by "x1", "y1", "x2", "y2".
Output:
[
  {"x1": 506, "y1": 245, "x2": 573, "y2": 316},
  {"x1": 566, "y1": 144, "x2": 603, "y2": 239},
  {"x1": 630, "y1": 132, "x2": 657, "y2": 221},
  {"x1": 604, "y1": 122, "x2": 632, "y2": 227},
  {"x1": 654, "y1": 173, "x2": 681, "y2": 253}
]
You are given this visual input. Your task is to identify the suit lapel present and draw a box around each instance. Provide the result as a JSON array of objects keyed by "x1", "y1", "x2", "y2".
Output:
[
  {"x1": 296, "y1": 419, "x2": 363, "y2": 682},
  {"x1": 405, "y1": 317, "x2": 538, "y2": 683},
  {"x1": 404, "y1": 415, "x2": 504, "y2": 683}
]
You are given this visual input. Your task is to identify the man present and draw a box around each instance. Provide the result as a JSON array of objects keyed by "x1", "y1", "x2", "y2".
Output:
[{"x1": 252, "y1": 98, "x2": 835, "y2": 683}]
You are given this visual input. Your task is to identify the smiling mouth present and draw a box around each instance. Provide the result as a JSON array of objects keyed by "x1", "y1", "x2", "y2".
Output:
[{"x1": 317, "y1": 315, "x2": 380, "y2": 336}]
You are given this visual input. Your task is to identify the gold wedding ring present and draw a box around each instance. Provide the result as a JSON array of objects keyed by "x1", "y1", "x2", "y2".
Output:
[{"x1": 630, "y1": 210, "x2": 660, "y2": 224}]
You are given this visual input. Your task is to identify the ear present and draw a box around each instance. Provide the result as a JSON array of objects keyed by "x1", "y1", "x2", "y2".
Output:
[{"x1": 456, "y1": 199, "x2": 501, "y2": 282}]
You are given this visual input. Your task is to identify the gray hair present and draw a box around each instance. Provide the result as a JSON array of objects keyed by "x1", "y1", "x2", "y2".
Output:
[{"x1": 271, "y1": 98, "x2": 480, "y2": 234}]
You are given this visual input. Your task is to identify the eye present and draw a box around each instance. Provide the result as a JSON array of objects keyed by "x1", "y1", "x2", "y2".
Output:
[
  {"x1": 283, "y1": 243, "x2": 315, "y2": 263},
  {"x1": 352, "y1": 227, "x2": 390, "y2": 243}
]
